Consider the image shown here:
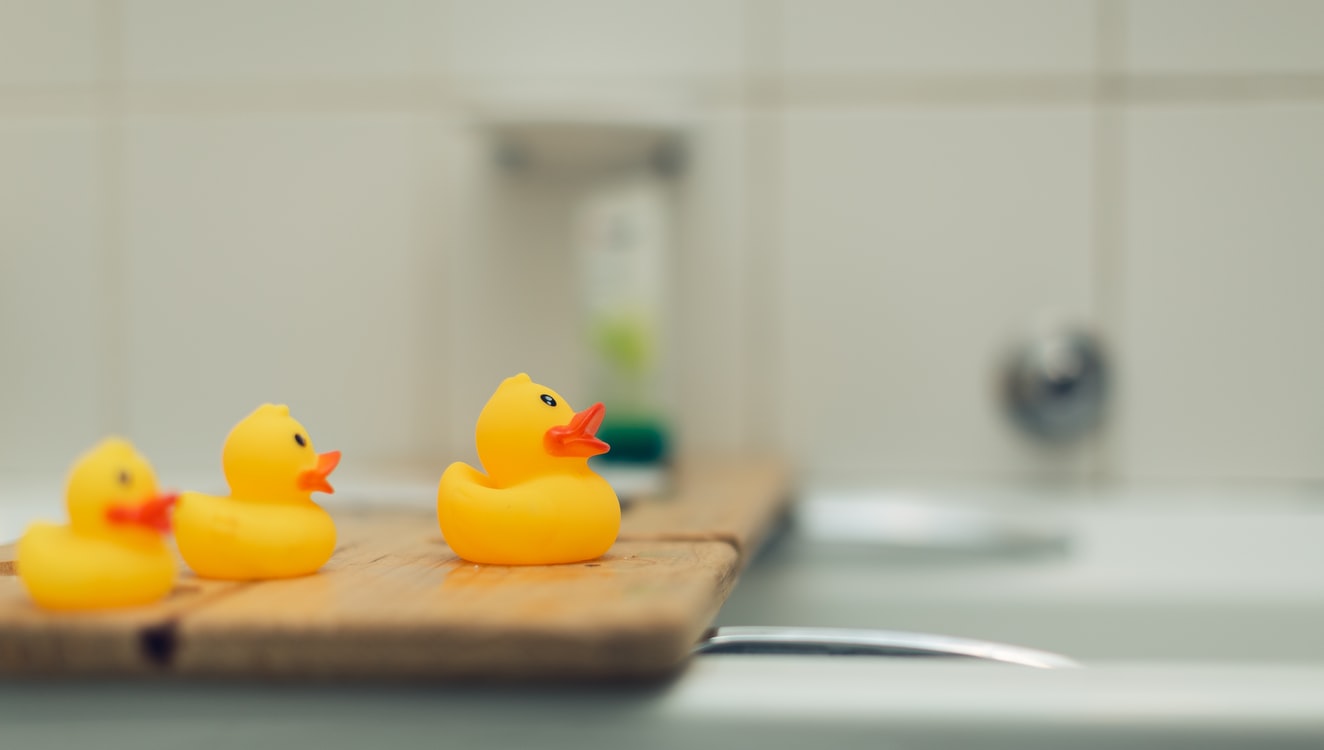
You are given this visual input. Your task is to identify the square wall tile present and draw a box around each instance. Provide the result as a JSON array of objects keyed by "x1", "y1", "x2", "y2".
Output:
[
  {"x1": 0, "y1": 118, "x2": 106, "y2": 478},
  {"x1": 779, "y1": 108, "x2": 1094, "y2": 481},
  {"x1": 1124, "y1": 0, "x2": 1324, "y2": 73},
  {"x1": 121, "y1": 114, "x2": 436, "y2": 475},
  {"x1": 674, "y1": 112, "x2": 749, "y2": 457},
  {"x1": 122, "y1": 0, "x2": 430, "y2": 84},
  {"x1": 1119, "y1": 104, "x2": 1324, "y2": 479},
  {"x1": 780, "y1": 0, "x2": 1096, "y2": 75},
  {"x1": 0, "y1": 0, "x2": 102, "y2": 86},
  {"x1": 446, "y1": 0, "x2": 744, "y2": 80}
]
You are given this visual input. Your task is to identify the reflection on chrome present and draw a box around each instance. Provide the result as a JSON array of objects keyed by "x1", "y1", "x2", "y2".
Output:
[{"x1": 695, "y1": 626, "x2": 1081, "y2": 669}]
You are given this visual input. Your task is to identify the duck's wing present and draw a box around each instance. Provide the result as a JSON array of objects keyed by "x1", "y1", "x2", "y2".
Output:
[
  {"x1": 437, "y1": 463, "x2": 589, "y2": 564},
  {"x1": 176, "y1": 491, "x2": 321, "y2": 557},
  {"x1": 438, "y1": 462, "x2": 495, "y2": 493},
  {"x1": 172, "y1": 491, "x2": 248, "y2": 569},
  {"x1": 175, "y1": 492, "x2": 240, "y2": 534},
  {"x1": 436, "y1": 462, "x2": 503, "y2": 515},
  {"x1": 14, "y1": 522, "x2": 65, "y2": 570}
]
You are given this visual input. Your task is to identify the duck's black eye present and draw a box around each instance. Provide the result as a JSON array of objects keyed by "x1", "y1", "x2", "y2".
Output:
[
  {"x1": 294, "y1": 433, "x2": 307, "y2": 447},
  {"x1": 118, "y1": 471, "x2": 131, "y2": 486},
  {"x1": 540, "y1": 394, "x2": 557, "y2": 407}
]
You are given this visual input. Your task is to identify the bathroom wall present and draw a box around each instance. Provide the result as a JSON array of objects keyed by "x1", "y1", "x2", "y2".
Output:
[{"x1": 1, "y1": 1, "x2": 1322, "y2": 486}]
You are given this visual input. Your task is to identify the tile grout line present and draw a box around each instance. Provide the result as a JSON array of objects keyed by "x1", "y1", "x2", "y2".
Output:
[
  {"x1": 401, "y1": 0, "x2": 448, "y2": 462},
  {"x1": 96, "y1": 0, "x2": 128, "y2": 437},
  {"x1": 741, "y1": 0, "x2": 785, "y2": 452},
  {"x1": 406, "y1": 113, "x2": 437, "y2": 462},
  {"x1": 1092, "y1": 0, "x2": 1127, "y2": 484},
  {"x1": 1085, "y1": 0, "x2": 1108, "y2": 484},
  {"x1": 441, "y1": 117, "x2": 475, "y2": 465},
  {"x1": 9, "y1": 74, "x2": 1324, "y2": 119}
]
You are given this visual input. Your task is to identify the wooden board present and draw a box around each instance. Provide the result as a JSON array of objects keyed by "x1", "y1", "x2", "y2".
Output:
[
  {"x1": 619, "y1": 457, "x2": 792, "y2": 565},
  {"x1": 0, "y1": 459, "x2": 789, "y2": 681}
]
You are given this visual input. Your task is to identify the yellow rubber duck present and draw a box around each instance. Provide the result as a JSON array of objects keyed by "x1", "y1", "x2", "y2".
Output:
[
  {"x1": 17, "y1": 438, "x2": 178, "y2": 610},
  {"x1": 174, "y1": 404, "x2": 340, "y2": 580},
  {"x1": 437, "y1": 373, "x2": 620, "y2": 565}
]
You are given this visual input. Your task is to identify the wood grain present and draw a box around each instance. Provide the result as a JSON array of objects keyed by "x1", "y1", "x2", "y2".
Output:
[
  {"x1": 0, "y1": 567, "x2": 239, "y2": 676},
  {"x1": 0, "y1": 460, "x2": 788, "y2": 680},
  {"x1": 619, "y1": 457, "x2": 793, "y2": 566},
  {"x1": 175, "y1": 512, "x2": 739, "y2": 680}
]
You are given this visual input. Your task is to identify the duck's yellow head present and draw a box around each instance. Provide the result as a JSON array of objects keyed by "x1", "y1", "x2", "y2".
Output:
[
  {"x1": 476, "y1": 373, "x2": 609, "y2": 485},
  {"x1": 66, "y1": 437, "x2": 176, "y2": 538},
  {"x1": 222, "y1": 404, "x2": 341, "y2": 503}
]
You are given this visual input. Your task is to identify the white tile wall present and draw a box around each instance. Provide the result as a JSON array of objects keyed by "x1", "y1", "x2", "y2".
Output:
[
  {"x1": 0, "y1": 0, "x2": 102, "y2": 86},
  {"x1": 3, "y1": 0, "x2": 1324, "y2": 486},
  {"x1": 780, "y1": 0, "x2": 1096, "y2": 74},
  {"x1": 0, "y1": 118, "x2": 106, "y2": 477},
  {"x1": 119, "y1": 114, "x2": 433, "y2": 474},
  {"x1": 445, "y1": 0, "x2": 744, "y2": 80},
  {"x1": 1119, "y1": 104, "x2": 1324, "y2": 479},
  {"x1": 122, "y1": 0, "x2": 428, "y2": 84},
  {"x1": 1125, "y1": 0, "x2": 1324, "y2": 74},
  {"x1": 674, "y1": 112, "x2": 750, "y2": 458},
  {"x1": 780, "y1": 108, "x2": 1094, "y2": 481}
]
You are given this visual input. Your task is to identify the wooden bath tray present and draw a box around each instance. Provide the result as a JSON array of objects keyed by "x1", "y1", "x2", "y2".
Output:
[{"x1": 0, "y1": 459, "x2": 790, "y2": 681}]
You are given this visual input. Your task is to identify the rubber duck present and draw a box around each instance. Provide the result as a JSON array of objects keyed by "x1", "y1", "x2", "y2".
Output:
[
  {"x1": 17, "y1": 438, "x2": 178, "y2": 610},
  {"x1": 437, "y1": 373, "x2": 620, "y2": 565},
  {"x1": 174, "y1": 404, "x2": 340, "y2": 580}
]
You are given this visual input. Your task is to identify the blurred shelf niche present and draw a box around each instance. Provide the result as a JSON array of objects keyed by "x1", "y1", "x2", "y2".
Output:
[
  {"x1": 459, "y1": 95, "x2": 694, "y2": 498},
  {"x1": 476, "y1": 93, "x2": 691, "y2": 176}
]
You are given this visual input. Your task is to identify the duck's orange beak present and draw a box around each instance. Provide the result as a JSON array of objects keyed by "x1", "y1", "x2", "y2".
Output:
[
  {"x1": 105, "y1": 492, "x2": 179, "y2": 534},
  {"x1": 297, "y1": 450, "x2": 341, "y2": 494},
  {"x1": 544, "y1": 402, "x2": 610, "y2": 458}
]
